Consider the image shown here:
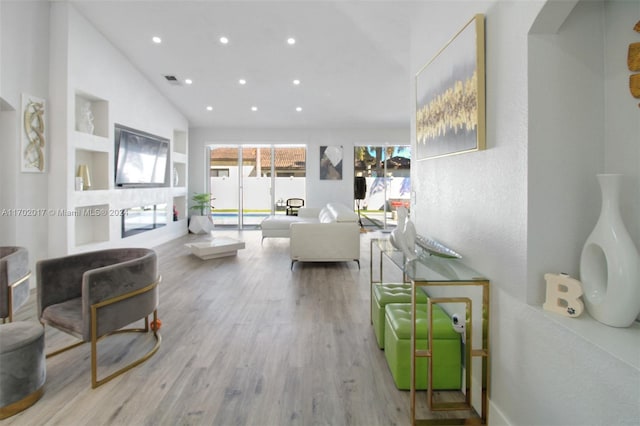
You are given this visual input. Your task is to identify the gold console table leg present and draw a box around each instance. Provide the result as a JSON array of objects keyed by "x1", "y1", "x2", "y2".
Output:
[{"x1": 411, "y1": 280, "x2": 490, "y2": 425}]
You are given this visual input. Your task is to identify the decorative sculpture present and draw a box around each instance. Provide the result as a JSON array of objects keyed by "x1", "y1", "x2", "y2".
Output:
[
  {"x1": 580, "y1": 174, "x2": 640, "y2": 327},
  {"x1": 76, "y1": 100, "x2": 95, "y2": 134},
  {"x1": 390, "y1": 206, "x2": 417, "y2": 261},
  {"x1": 629, "y1": 21, "x2": 640, "y2": 107},
  {"x1": 22, "y1": 98, "x2": 45, "y2": 172}
]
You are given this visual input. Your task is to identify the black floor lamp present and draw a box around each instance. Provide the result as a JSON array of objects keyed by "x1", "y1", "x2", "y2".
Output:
[{"x1": 354, "y1": 176, "x2": 367, "y2": 230}]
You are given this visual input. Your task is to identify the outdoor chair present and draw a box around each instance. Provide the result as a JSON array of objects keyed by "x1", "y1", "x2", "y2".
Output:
[{"x1": 286, "y1": 198, "x2": 304, "y2": 216}]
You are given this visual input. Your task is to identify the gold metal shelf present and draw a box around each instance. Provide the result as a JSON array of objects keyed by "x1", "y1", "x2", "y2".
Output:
[{"x1": 370, "y1": 238, "x2": 490, "y2": 426}]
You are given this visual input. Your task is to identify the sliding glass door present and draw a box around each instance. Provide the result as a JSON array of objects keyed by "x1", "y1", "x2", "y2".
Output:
[
  {"x1": 354, "y1": 144, "x2": 411, "y2": 230},
  {"x1": 240, "y1": 146, "x2": 272, "y2": 228},
  {"x1": 209, "y1": 145, "x2": 306, "y2": 229},
  {"x1": 272, "y1": 146, "x2": 306, "y2": 215},
  {"x1": 209, "y1": 146, "x2": 239, "y2": 227}
]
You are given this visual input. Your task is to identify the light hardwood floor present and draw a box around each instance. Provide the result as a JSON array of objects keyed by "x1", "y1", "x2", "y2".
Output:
[{"x1": 6, "y1": 230, "x2": 473, "y2": 425}]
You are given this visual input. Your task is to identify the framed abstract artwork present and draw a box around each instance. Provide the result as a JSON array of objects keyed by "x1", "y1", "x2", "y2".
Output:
[
  {"x1": 21, "y1": 94, "x2": 47, "y2": 172},
  {"x1": 320, "y1": 145, "x2": 343, "y2": 180},
  {"x1": 415, "y1": 14, "x2": 485, "y2": 160}
]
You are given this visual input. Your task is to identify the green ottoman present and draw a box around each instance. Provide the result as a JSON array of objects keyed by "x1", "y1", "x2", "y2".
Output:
[
  {"x1": 371, "y1": 284, "x2": 427, "y2": 349},
  {"x1": 384, "y1": 303, "x2": 461, "y2": 390}
]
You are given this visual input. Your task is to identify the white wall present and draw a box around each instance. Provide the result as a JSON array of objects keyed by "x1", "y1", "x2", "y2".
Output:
[
  {"x1": 0, "y1": 107, "x2": 17, "y2": 243},
  {"x1": 410, "y1": 1, "x2": 639, "y2": 425},
  {"x1": 0, "y1": 1, "x2": 51, "y2": 276},
  {"x1": 1, "y1": 1, "x2": 189, "y2": 270},
  {"x1": 188, "y1": 127, "x2": 410, "y2": 209},
  {"x1": 0, "y1": 1, "x2": 2, "y2": 95},
  {"x1": 46, "y1": 3, "x2": 189, "y2": 256},
  {"x1": 604, "y1": 1, "x2": 640, "y2": 244},
  {"x1": 528, "y1": 0, "x2": 605, "y2": 305}
]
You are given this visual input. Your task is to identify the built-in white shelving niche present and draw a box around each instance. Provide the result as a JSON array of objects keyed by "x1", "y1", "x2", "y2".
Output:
[
  {"x1": 74, "y1": 91, "x2": 109, "y2": 138},
  {"x1": 172, "y1": 129, "x2": 187, "y2": 189},
  {"x1": 74, "y1": 204, "x2": 110, "y2": 246},
  {"x1": 172, "y1": 162, "x2": 186, "y2": 188},
  {"x1": 173, "y1": 129, "x2": 187, "y2": 155},
  {"x1": 172, "y1": 195, "x2": 187, "y2": 221},
  {"x1": 75, "y1": 148, "x2": 109, "y2": 190},
  {"x1": 65, "y1": 88, "x2": 188, "y2": 253}
]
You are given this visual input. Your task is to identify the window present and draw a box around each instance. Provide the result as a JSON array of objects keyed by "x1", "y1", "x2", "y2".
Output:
[{"x1": 210, "y1": 168, "x2": 229, "y2": 178}]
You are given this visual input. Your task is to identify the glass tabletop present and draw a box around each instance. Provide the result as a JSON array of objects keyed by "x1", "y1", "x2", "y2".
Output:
[{"x1": 376, "y1": 238, "x2": 488, "y2": 283}]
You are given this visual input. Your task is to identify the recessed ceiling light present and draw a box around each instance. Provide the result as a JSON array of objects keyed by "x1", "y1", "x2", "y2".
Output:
[
  {"x1": 152, "y1": 36, "x2": 162, "y2": 44},
  {"x1": 296, "y1": 107, "x2": 302, "y2": 112},
  {"x1": 239, "y1": 79, "x2": 247, "y2": 85},
  {"x1": 219, "y1": 36, "x2": 229, "y2": 44},
  {"x1": 287, "y1": 37, "x2": 296, "y2": 45},
  {"x1": 206, "y1": 106, "x2": 213, "y2": 111},
  {"x1": 293, "y1": 79, "x2": 301, "y2": 85},
  {"x1": 185, "y1": 79, "x2": 193, "y2": 85},
  {"x1": 251, "y1": 106, "x2": 258, "y2": 112}
]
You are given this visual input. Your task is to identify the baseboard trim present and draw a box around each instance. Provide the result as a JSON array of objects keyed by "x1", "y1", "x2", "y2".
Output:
[{"x1": 489, "y1": 400, "x2": 511, "y2": 426}]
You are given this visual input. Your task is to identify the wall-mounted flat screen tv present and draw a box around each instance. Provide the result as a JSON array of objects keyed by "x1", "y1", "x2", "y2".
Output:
[{"x1": 114, "y1": 124, "x2": 169, "y2": 187}]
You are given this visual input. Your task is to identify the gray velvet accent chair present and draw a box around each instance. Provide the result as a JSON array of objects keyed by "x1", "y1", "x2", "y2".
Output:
[
  {"x1": 37, "y1": 248, "x2": 161, "y2": 388},
  {"x1": 0, "y1": 246, "x2": 31, "y2": 323}
]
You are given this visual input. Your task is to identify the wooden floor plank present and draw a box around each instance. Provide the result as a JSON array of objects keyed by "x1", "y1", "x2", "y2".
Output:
[{"x1": 6, "y1": 229, "x2": 465, "y2": 425}]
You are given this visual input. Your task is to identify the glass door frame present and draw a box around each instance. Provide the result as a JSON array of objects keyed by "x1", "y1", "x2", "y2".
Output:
[
  {"x1": 239, "y1": 144, "x2": 275, "y2": 229},
  {"x1": 207, "y1": 144, "x2": 306, "y2": 230},
  {"x1": 354, "y1": 143, "x2": 411, "y2": 231}
]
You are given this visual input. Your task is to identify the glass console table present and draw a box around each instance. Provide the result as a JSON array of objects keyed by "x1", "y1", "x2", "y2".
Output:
[{"x1": 370, "y1": 238, "x2": 490, "y2": 425}]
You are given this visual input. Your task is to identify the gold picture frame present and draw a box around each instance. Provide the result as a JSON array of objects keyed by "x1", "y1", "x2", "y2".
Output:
[{"x1": 416, "y1": 14, "x2": 485, "y2": 160}]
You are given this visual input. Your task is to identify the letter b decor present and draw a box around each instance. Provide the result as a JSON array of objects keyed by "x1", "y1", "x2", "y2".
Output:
[{"x1": 543, "y1": 273, "x2": 584, "y2": 318}]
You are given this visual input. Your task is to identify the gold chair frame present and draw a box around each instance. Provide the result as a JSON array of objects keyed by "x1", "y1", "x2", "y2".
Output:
[
  {"x1": 45, "y1": 278, "x2": 162, "y2": 388},
  {"x1": 2, "y1": 271, "x2": 31, "y2": 324}
]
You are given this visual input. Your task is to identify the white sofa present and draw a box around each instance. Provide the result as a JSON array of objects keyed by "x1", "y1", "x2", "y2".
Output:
[{"x1": 260, "y1": 202, "x2": 361, "y2": 269}]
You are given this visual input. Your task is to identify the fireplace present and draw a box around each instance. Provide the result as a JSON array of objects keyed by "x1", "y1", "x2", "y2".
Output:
[{"x1": 122, "y1": 204, "x2": 167, "y2": 238}]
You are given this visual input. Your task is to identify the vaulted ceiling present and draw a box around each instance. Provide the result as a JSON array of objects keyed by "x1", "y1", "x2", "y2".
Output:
[{"x1": 70, "y1": 1, "x2": 414, "y2": 129}]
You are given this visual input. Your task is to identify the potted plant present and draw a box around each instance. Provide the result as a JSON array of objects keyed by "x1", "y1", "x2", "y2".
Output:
[
  {"x1": 190, "y1": 192, "x2": 214, "y2": 216},
  {"x1": 188, "y1": 192, "x2": 215, "y2": 234}
]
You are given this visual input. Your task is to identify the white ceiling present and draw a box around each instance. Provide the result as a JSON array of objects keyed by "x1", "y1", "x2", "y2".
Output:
[{"x1": 69, "y1": 1, "x2": 414, "y2": 129}]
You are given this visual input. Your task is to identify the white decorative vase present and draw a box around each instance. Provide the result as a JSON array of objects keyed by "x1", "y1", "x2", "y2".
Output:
[
  {"x1": 390, "y1": 206, "x2": 407, "y2": 251},
  {"x1": 188, "y1": 215, "x2": 214, "y2": 234},
  {"x1": 390, "y1": 207, "x2": 416, "y2": 261},
  {"x1": 404, "y1": 219, "x2": 417, "y2": 254},
  {"x1": 580, "y1": 174, "x2": 640, "y2": 327},
  {"x1": 403, "y1": 219, "x2": 418, "y2": 260}
]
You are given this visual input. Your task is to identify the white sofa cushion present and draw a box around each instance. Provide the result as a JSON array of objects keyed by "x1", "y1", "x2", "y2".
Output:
[
  {"x1": 261, "y1": 215, "x2": 312, "y2": 231},
  {"x1": 318, "y1": 206, "x2": 334, "y2": 223},
  {"x1": 320, "y1": 202, "x2": 359, "y2": 223},
  {"x1": 297, "y1": 207, "x2": 321, "y2": 219},
  {"x1": 261, "y1": 214, "x2": 316, "y2": 239}
]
